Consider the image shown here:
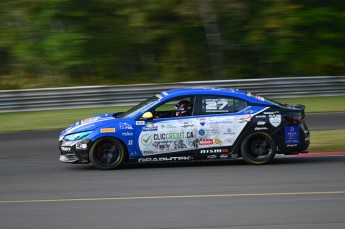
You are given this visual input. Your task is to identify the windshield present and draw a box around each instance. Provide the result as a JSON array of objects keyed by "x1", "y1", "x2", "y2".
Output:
[{"x1": 118, "y1": 95, "x2": 160, "y2": 118}]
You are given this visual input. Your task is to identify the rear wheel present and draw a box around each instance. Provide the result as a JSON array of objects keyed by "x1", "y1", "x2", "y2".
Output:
[
  {"x1": 241, "y1": 133, "x2": 276, "y2": 165},
  {"x1": 89, "y1": 137, "x2": 126, "y2": 170}
]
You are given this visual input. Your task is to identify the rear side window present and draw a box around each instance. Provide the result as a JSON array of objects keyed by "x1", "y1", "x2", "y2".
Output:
[
  {"x1": 201, "y1": 95, "x2": 247, "y2": 115},
  {"x1": 234, "y1": 99, "x2": 247, "y2": 112}
]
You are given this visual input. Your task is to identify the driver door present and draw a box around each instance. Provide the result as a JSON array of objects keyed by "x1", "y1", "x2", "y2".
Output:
[{"x1": 135, "y1": 96, "x2": 198, "y2": 158}]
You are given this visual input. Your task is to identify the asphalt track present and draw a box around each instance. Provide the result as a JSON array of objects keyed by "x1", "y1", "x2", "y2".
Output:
[{"x1": 0, "y1": 112, "x2": 344, "y2": 229}]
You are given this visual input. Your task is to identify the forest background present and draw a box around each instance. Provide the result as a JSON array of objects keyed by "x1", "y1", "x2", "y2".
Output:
[{"x1": 0, "y1": 0, "x2": 344, "y2": 89}]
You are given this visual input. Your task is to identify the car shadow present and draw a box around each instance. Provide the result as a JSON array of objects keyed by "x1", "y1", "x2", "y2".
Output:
[{"x1": 66, "y1": 155, "x2": 345, "y2": 171}]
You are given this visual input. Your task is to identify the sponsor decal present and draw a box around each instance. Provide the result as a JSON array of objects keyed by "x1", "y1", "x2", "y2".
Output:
[
  {"x1": 61, "y1": 141, "x2": 76, "y2": 146},
  {"x1": 199, "y1": 138, "x2": 213, "y2": 145},
  {"x1": 215, "y1": 139, "x2": 221, "y2": 144},
  {"x1": 223, "y1": 128, "x2": 236, "y2": 135},
  {"x1": 152, "y1": 140, "x2": 187, "y2": 150},
  {"x1": 153, "y1": 132, "x2": 194, "y2": 140},
  {"x1": 208, "y1": 120, "x2": 234, "y2": 125},
  {"x1": 255, "y1": 115, "x2": 267, "y2": 118},
  {"x1": 152, "y1": 141, "x2": 171, "y2": 150},
  {"x1": 219, "y1": 154, "x2": 228, "y2": 159},
  {"x1": 100, "y1": 128, "x2": 116, "y2": 133},
  {"x1": 143, "y1": 122, "x2": 158, "y2": 131},
  {"x1": 222, "y1": 148, "x2": 229, "y2": 153},
  {"x1": 143, "y1": 150, "x2": 154, "y2": 154},
  {"x1": 264, "y1": 111, "x2": 280, "y2": 115},
  {"x1": 269, "y1": 114, "x2": 281, "y2": 127},
  {"x1": 255, "y1": 127, "x2": 268, "y2": 131},
  {"x1": 255, "y1": 95, "x2": 265, "y2": 101},
  {"x1": 122, "y1": 132, "x2": 133, "y2": 136},
  {"x1": 136, "y1": 121, "x2": 145, "y2": 125},
  {"x1": 199, "y1": 129, "x2": 205, "y2": 136},
  {"x1": 202, "y1": 129, "x2": 221, "y2": 135},
  {"x1": 181, "y1": 122, "x2": 194, "y2": 127},
  {"x1": 257, "y1": 121, "x2": 266, "y2": 125},
  {"x1": 138, "y1": 156, "x2": 192, "y2": 162},
  {"x1": 81, "y1": 118, "x2": 92, "y2": 124},
  {"x1": 60, "y1": 147, "x2": 71, "y2": 152},
  {"x1": 161, "y1": 124, "x2": 177, "y2": 129},
  {"x1": 205, "y1": 98, "x2": 230, "y2": 113},
  {"x1": 238, "y1": 115, "x2": 252, "y2": 123},
  {"x1": 75, "y1": 143, "x2": 88, "y2": 150},
  {"x1": 231, "y1": 153, "x2": 238, "y2": 158},
  {"x1": 141, "y1": 134, "x2": 153, "y2": 146},
  {"x1": 128, "y1": 140, "x2": 133, "y2": 145},
  {"x1": 286, "y1": 144, "x2": 298, "y2": 147},
  {"x1": 200, "y1": 148, "x2": 229, "y2": 154},
  {"x1": 244, "y1": 109, "x2": 255, "y2": 114},
  {"x1": 207, "y1": 155, "x2": 217, "y2": 159},
  {"x1": 119, "y1": 122, "x2": 133, "y2": 130},
  {"x1": 285, "y1": 126, "x2": 300, "y2": 144}
]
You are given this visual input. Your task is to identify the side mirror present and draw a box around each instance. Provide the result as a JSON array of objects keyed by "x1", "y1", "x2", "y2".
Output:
[{"x1": 142, "y1": 112, "x2": 153, "y2": 120}]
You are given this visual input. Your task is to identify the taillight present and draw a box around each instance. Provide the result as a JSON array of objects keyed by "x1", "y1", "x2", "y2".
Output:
[{"x1": 285, "y1": 115, "x2": 302, "y2": 124}]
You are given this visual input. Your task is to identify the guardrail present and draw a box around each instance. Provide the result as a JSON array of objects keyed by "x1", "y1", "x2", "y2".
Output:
[{"x1": 0, "y1": 76, "x2": 344, "y2": 113}]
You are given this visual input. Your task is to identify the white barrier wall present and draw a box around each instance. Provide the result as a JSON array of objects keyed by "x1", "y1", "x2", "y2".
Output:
[{"x1": 0, "y1": 76, "x2": 344, "y2": 113}]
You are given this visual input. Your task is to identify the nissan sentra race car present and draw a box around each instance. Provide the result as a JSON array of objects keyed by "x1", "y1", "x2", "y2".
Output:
[{"x1": 59, "y1": 88, "x2": 310, "y2": 169}]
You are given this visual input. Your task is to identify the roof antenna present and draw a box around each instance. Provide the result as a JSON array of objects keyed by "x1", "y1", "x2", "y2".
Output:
[{"x1": 237, "y1": 80, "x2": 241, "y2": 91}]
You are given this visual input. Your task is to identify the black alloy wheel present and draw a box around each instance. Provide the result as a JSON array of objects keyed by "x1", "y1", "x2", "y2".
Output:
[
  {"x1": 241, "y1": 133, "x2": 276, "y2": 165},
  {"x1": 89, "y1": 137, "x2": 126, "y2": 170}
]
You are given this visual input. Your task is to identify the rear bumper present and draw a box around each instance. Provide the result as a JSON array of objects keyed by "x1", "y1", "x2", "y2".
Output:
[{"x1": 277, "y1": 124, "x2": 310, "y2": 155}]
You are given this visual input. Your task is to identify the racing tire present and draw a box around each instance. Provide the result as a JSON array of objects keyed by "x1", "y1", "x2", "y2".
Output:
[
  {"x1": 241, "y1": 133, "x2": 276, "y2": 165},
  {"x1": 89, "y1": 137, "x2": 126, "y2": 170}
]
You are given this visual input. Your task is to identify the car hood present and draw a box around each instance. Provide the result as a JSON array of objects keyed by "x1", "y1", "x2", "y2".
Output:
[{"x1": 60, "y1": 112, "x2": 122, "y2": 137}]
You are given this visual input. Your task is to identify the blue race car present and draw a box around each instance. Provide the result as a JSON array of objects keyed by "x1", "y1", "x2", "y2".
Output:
[{"x1": 59, "y1": 88, "x2": 310, "y2": 169}]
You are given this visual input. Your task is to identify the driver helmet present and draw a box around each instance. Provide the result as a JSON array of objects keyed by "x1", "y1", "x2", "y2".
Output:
[{"x1": 175, "y1": 100, "x2": 192, "y2": 116}]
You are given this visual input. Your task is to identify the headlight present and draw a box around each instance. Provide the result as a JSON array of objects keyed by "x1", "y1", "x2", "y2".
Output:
[{"x1": 63, "y1": 131, "x2": 93, "y2": 141}]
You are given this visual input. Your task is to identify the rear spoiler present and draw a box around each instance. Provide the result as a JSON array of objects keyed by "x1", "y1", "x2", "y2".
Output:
[{"x1": 289, "y1": 104, "x2": 306, "y2": 117}]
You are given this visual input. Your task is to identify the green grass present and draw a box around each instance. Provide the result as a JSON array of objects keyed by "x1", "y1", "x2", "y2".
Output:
[
  {"x1": 309, "y1": 129, "x2": 345, "y2": 152},
  {"x1": 0, "y1": 95, "x2": 344, "y2": 152},
  {"x1": 276, "y1": 96, "x2": 345, "y2": 113},
  {"x1": 0, "y1": 106, "x2": 130, "y2": 132}
]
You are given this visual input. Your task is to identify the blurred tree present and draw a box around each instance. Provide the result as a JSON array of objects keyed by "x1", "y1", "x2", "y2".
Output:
[
  {"x1": 0, "y1": 0, "x2": 88, "y2": 86},
  {"x1": 115, "y1": 0, "x2": 214, "y2": 82},
  {"x1": 216, "y1": 0, "x2": 302, "y2": 77},
  {"x1": 198, "y1": 0, "x2": 226, "y2": 79},
  {"x1": 0, "y1": 0, "x2": 343, "y2": 89},
  {"x1": 288, "y1": 1, "x2": 345, "y2": 75}
]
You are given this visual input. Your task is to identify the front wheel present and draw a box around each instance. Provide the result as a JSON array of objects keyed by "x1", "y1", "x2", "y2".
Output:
[
  {"x1": 241, "y1": 133, "x2": 276, "y2": 165},
  {"x1": 89, "y1": 137, "x2": 126, "y2": 170}
]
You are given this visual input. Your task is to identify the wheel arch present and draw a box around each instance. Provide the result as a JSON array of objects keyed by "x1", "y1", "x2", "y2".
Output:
[
  {"x1": 240, "y1": 131, "x2": 277, "y2": 165},
  {"x1": 90, "y1": 135, "x2": 130, "y2": 163}
]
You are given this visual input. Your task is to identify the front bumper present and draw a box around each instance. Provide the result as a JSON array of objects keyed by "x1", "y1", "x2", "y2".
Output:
[
  {"x1": 59, "y1": 154, "x2": 80, "y2": 163},
  {"x1": 59, "y1": 138, "x2": 92, "y2": 164}
]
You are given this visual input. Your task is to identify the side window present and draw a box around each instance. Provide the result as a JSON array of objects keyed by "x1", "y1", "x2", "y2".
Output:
[
  {"x1": 153, "y1": 97, "x2": 194, "y2": 119},
  {"x1": 201, "y1": 96, "x2": 247, "y2": 114},
  {"x1": 234, "y1": 99, "x2": 247, "y2": 112}
]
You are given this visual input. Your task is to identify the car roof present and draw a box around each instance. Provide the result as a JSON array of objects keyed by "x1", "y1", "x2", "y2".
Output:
[{"x1": 161, "y1": 88, "x2": 274, "y2": 105}]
